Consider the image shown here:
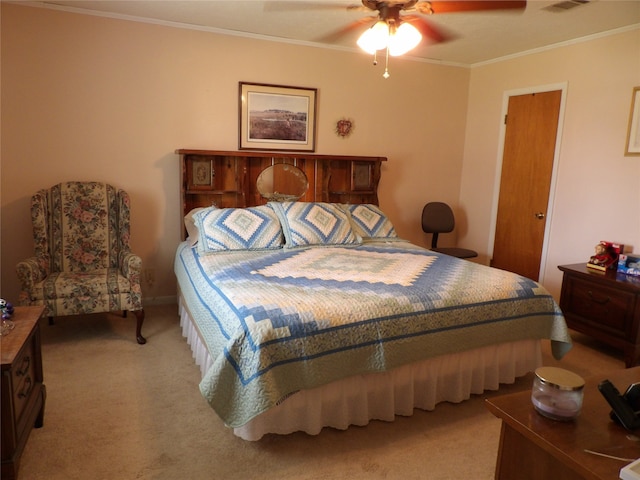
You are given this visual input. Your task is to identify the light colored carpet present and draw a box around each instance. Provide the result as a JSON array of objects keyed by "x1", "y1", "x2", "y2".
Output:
[{"x1": 17, "y1": 305, "x2": 623, "y2": 480}]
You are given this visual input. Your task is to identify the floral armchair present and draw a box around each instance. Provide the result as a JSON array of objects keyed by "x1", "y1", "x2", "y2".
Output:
[{"x1": 16, "y1": 182, "x2": 146, "y2": 344}]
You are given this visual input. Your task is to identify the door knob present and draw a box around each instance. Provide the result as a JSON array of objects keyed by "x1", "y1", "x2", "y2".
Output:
[{"x1": 534, "y1": 212, "x2": 545, "y2": 220}]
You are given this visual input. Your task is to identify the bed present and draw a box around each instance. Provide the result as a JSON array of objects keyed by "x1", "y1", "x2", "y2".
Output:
[{"x1": 174, "y1": 150, "x2": 572, "y2": 440}]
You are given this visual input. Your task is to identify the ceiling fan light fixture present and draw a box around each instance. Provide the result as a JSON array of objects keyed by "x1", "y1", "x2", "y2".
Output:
[
  {"x1": 388, "y1": 22, "x2": 422, "y2": 56},
  {"x1": 357, "y1": 19, "x2": 422, "y2": 58},
  {"x1": 356, "y1": 20, "x2": 389, "y2": 54}
]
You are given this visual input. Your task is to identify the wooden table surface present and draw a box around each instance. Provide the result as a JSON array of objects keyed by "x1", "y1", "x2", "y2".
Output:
[
  {"x1": 0, "y1": 306, "x2": 44, "y2": 366},
  {"x1": 486, "y1": 367, "x2": 640, "y2": 480}
]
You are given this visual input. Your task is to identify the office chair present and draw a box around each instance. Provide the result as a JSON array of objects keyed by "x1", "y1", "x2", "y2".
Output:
[{"x1": 421, "y1": 202, "x2": 478, "y2": 259}]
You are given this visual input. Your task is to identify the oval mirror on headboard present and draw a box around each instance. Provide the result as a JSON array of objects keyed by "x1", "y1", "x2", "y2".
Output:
[{"x1": 257, "y1": 164, "x2": 309, "y2": 202}]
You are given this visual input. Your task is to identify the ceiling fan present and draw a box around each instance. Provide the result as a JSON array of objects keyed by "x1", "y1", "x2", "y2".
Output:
[
  {"x1": 274, "y1": 1, "x2": 527, "y2": 77},
  {"x1": 341, "y1": 1, "x2": 526, "y2": 46}
]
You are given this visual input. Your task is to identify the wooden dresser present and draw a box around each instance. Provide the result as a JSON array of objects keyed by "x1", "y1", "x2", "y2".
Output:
[
  {"x1": 558, "y1": 264, "x2": 640, "y2": 367},
  {"x1": 1, "y1": 306, "x2": 46, "y2": 480}
]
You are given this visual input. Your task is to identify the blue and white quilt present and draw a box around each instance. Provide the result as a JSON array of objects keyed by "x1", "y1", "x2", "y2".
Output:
[{"x1": 175, "y1": 240, "x2": 572, "y2": 427}]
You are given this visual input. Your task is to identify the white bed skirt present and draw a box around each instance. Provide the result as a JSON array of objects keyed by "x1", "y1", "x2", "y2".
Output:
[{"x1": 178, "y1": 298, "x2": 541, "y2": 441}]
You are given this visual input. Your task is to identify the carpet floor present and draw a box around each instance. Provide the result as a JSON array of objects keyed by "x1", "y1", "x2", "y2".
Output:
[{"x1": 16, "y1": 304, "x2": 624, "y2": 480}]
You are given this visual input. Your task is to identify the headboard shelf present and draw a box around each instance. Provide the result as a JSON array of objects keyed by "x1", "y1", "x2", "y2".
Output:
[
  {"x1": 177, "y1": 149, "x2": 386, "y2": 162},
  {"x1": 177, "y1": 149, "x2": 387, "y2": 238}
]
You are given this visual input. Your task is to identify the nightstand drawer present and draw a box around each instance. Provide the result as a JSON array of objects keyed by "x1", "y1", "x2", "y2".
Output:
[
  {"x1": 562, "y1": 276, "x2": 635, "y2": 335},
  {"x1": 11, "y1": 338, "x2": 37, "y2": 422}
]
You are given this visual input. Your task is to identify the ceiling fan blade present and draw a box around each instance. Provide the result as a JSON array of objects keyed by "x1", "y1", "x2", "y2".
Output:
[
  {"x1": 263, "y1": 1, "x2": 363, "y2": 13},
  {"x1": 403, "y1": 15, "x2": 452, "y2": 44},
  {"x1": 316, "y1": 16, "x2": 377, "y2": 43},
  {"x1": 422, "y1": 1, "x2": 526, "y2": 14}
]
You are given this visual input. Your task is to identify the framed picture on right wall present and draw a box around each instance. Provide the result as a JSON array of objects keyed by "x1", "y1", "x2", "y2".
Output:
[{"x1": 625, "y1": 86, "x2": 640, "y2": 156}]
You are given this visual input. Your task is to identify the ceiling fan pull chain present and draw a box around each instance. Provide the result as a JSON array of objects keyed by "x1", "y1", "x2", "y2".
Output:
[{"x1": 383, "y1": 45, "x2": 390, "y2": 79}]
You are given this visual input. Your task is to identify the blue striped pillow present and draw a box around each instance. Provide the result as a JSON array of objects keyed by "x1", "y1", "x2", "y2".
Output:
[
  {"x1": 269, "y1": 202, "x2": 361, "y2": 248},
  {"x1": 194, "y1": 205, "x2": 284, "y2": 252}
]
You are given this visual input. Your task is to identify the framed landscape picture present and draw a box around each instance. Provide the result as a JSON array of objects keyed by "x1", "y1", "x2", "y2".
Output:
[{"x1": 239, "y1": 82, "x2": 317, "y2": 152}]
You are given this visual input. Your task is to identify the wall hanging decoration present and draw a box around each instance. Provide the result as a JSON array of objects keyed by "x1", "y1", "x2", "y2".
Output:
[
  {"x1": 625, "y1": 86, "x2": 640, "y2": 156},
  {"x1": 335, "y1": 118, "x2": 354, "y2": 138},
  {"x1": 239, "y1": 82, "x2": 317, "y2": 152}
]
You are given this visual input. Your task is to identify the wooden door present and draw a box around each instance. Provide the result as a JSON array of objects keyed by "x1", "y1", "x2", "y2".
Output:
[{"x1": 491, "y1": 90, "x2": 562, "y2": 280}]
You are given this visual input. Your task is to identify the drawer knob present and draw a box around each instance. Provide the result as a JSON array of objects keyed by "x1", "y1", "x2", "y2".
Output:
[
  {"x1": 587, "y1": 290, "x2": 611, "y2": 305},
  {"x1": 17, "y1": 356, "x2": 31, "y2": 377},
  {"x1": 17, "y1": 376, "x2": 32, "y2": 399}
]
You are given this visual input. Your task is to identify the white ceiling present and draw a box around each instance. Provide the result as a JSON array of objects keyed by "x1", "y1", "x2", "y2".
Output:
[{"x1": 36, "y1": 0, "x2": 640, "y2": 65}]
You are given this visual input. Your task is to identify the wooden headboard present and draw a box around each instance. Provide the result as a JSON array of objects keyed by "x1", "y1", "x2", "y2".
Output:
[{"x1": 177, "y1": 149, "x2": 387, "y2": 239}]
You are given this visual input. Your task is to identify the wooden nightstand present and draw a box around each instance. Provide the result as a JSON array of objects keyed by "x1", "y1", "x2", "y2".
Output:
[
  {"x1": 558, "y1": 264, "x2": 640, "y2": 367},
  {"x1": 1, "y1": 306, "x2": 46, "y2": 480}
]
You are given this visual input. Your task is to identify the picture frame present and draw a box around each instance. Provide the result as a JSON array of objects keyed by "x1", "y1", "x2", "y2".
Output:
[
  {"x1": 352, "y1": 162, "x2": 372, "y2": 191},
  {"x1": 239, "y1": 82, "x2": 317, "y2": 152},
  {"x1": 625, "y1": 86, "x2": 640, "y2": 156},
  {"x1": 188, "y1": 158, "x2": 213, "y2": 190}
]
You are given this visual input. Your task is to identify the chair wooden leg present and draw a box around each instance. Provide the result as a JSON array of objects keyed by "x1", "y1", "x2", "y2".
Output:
[
  {"x1": 48, "y1": 316, "x2": 54, "y2": 326},
  {"x1": 133, "y1": 309, "x2": 146, "y2": 345}
]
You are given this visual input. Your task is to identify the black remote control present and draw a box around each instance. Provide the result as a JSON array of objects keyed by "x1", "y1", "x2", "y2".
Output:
[{"x1": 598, "y1": 380, "x2": 640, "y2": 431}]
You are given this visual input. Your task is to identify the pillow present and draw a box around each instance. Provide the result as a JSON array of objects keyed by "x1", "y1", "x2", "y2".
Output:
[
  {"x1": 344, "y1": 204, "x2": 398, "y2": 239},
  {"x1": 193, "y1": 205, "x2": 284, "y2": 252},
  {"x1": 184, "y1": 207, "x2": 207, "y2": 247},
  {"x1": 269, "y1": 201, "x2": 361, "y2": 248}
]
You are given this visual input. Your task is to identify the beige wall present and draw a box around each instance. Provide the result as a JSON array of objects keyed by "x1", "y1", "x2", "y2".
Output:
[
  {"x1": 460, "y1": 28, "x2": 640, "y2": 298},
  {"x1": 1, "y1": 3, "x2": 469, "y2": 303}
]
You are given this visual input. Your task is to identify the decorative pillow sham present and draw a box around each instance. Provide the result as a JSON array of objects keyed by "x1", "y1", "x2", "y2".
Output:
[
  {"x1": 344, "y1": 204, "x2": 398, "y2": 239},
  {"x1": 193, "y1": 205, "x2": 284, "y2": 252},
  {"x1": 269, "y1": 201, "x2": 361, "y2": 248}
]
